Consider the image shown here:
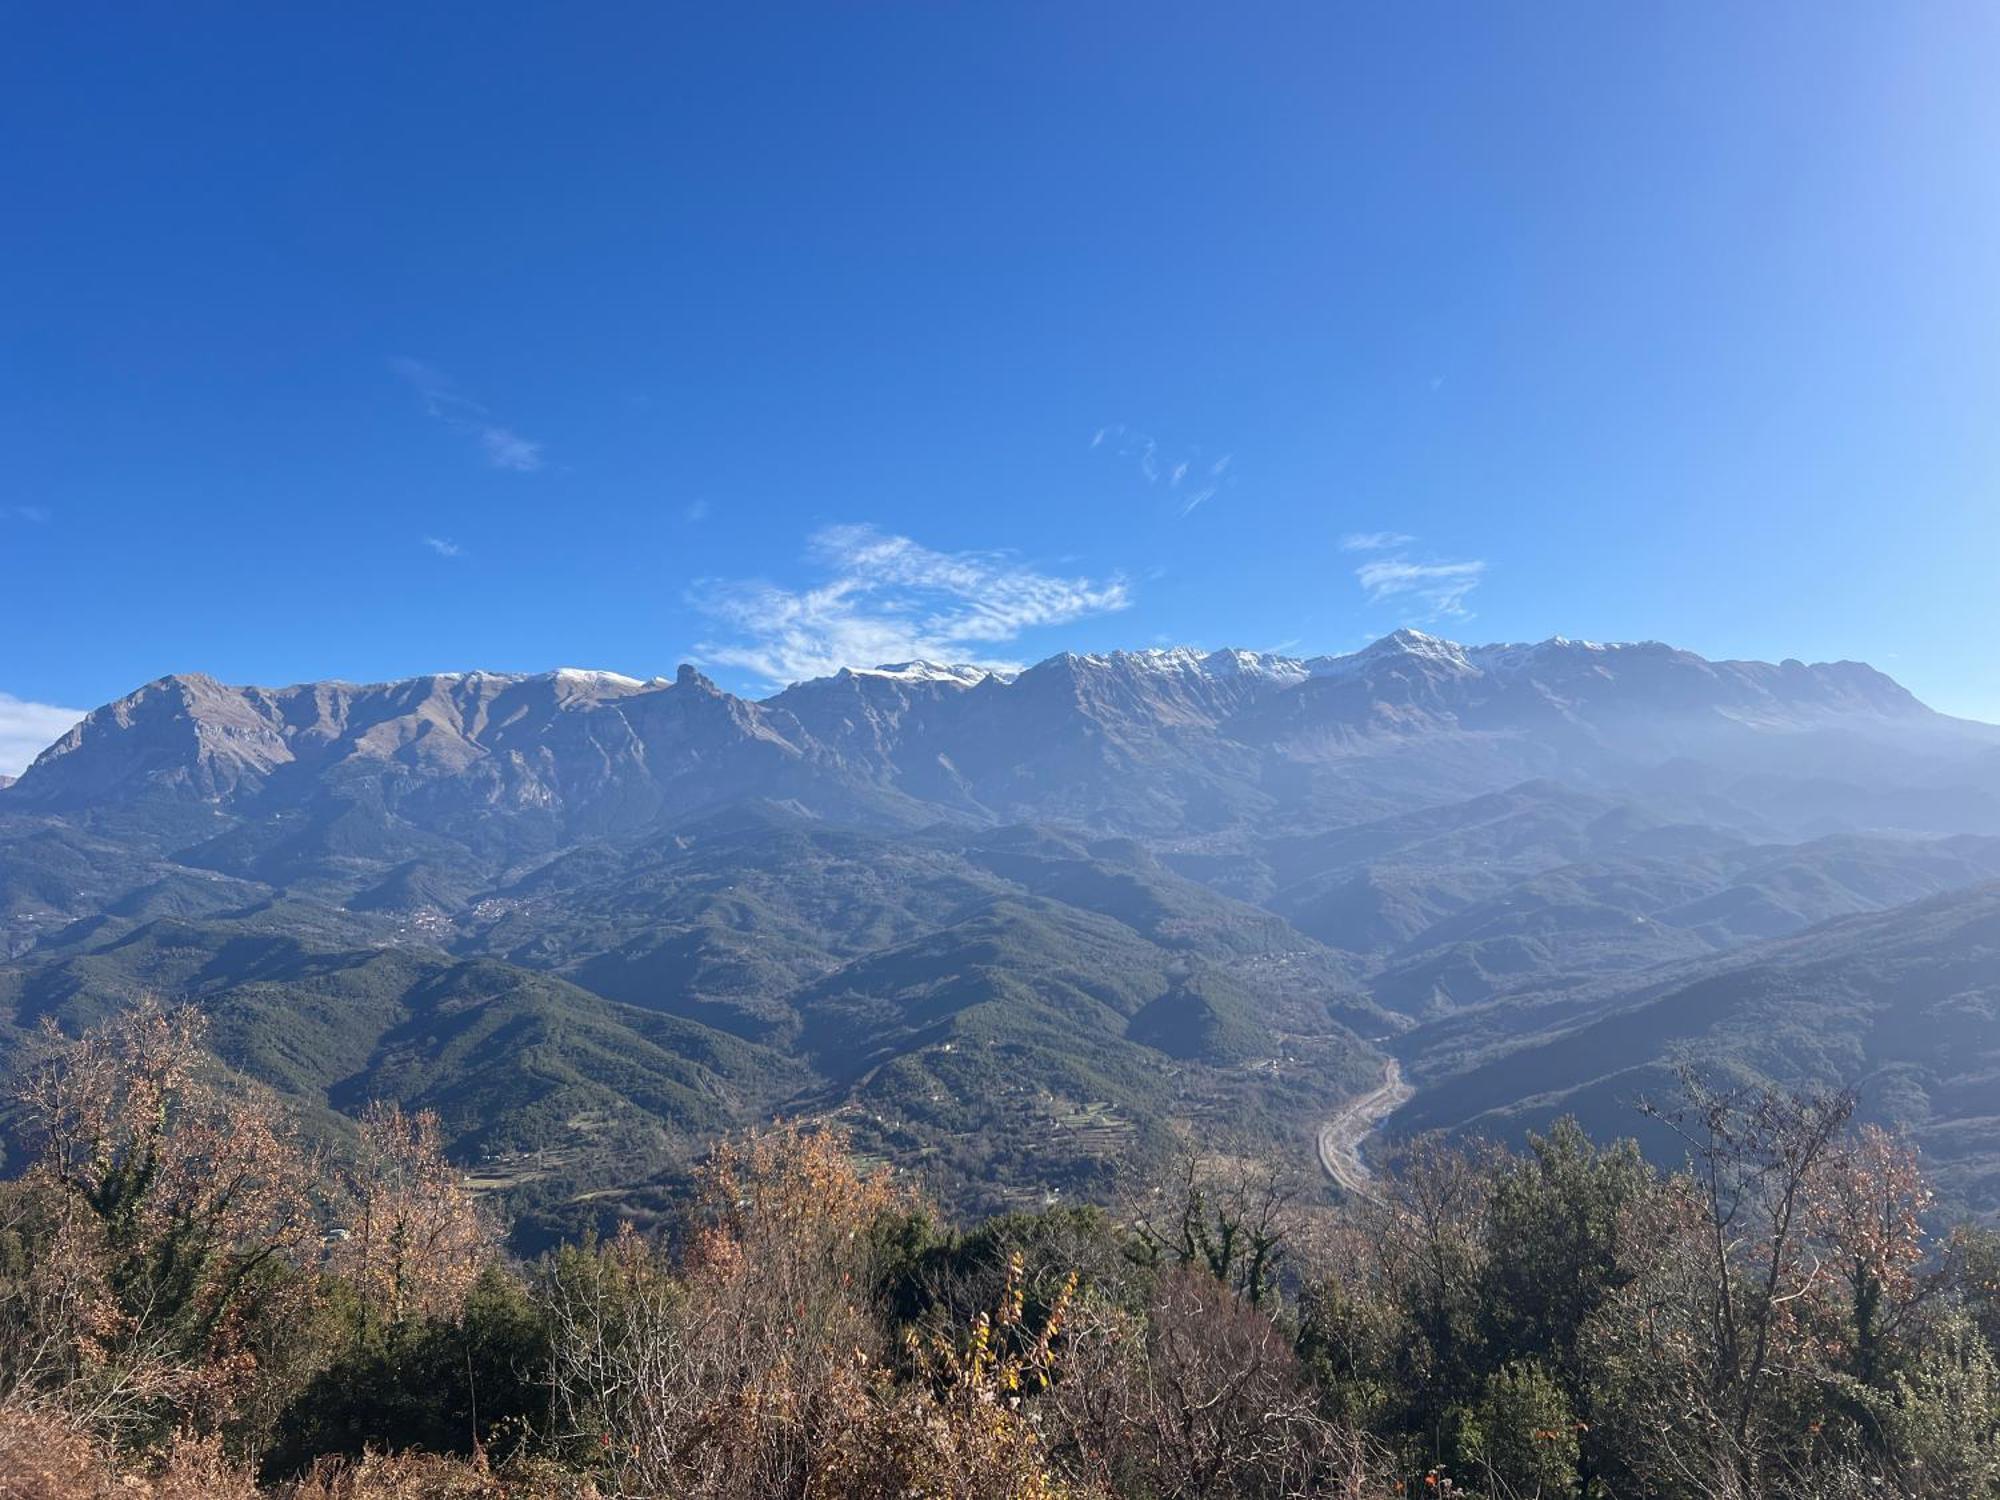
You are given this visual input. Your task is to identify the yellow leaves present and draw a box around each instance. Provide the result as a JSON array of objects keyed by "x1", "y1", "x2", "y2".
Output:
[{"x1": 697, "y1": 1121, "x2": 900, "y2": 1254}]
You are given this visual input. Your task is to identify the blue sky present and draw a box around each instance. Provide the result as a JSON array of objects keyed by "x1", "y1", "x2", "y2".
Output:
[{"x1": 6, "y1": 4, "x2": 2000, "y2": 771}]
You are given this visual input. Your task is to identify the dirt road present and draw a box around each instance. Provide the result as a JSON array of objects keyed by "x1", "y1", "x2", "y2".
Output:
[{"x1": 1317, "y1": 1058, "x2": 1413, "y2": 1201}]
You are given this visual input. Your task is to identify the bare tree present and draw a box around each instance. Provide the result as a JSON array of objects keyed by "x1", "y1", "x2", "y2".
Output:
[
  {"x1": 1588, "y1": 1071, "x2": 1858, "y2": 1497},
  {"x1": 1043, "y1": 1265, "x2": 1383, "y2": 1499},
  {"x1": 1367, "y1": 1131, "x2": 1498, "y2": 1424},
  {"x1": 1127, "y1": 1145, "x2": 1305, "y2": 1307},
  {"x1": 541, "y1": 1123, "x2": 899, "y2": 1499}
]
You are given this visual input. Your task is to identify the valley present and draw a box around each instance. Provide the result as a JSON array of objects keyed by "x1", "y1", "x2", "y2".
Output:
[
  {"x1": 4, "y1": 629, "x2": 1998, "y2": 1232},
  {"x1": 1316, "y1": 1057, "x2": 1412, "y2": 1200}
]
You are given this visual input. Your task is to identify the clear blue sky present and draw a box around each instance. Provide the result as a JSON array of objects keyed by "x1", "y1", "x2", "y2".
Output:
[{"x1": 5, "y1": 2, "x2": 2000, "y2": 771}]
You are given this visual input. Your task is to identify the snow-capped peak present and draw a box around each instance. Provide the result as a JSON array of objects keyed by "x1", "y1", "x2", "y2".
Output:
[
  {"x1": 1066, "y1": 646, "x2": 1313, "y2": 683},
  {"x1": 1309, "y1": 630, "x2": 1479, "y2": 680},
  {"x1": 550, "y1": 668, "x2": 648, "y2": 689},
  {"x1": 851, "y1": 661, "x2": 995, "y2": 687},
  {"x1": 1194, "y1": 648, "x2": 1311, "y2": 683}
]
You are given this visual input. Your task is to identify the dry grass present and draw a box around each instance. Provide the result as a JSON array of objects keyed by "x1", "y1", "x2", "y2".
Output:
[
  {"x1": 0, "y1": 1409, "x2": 599, "y2": 1500},
  {"x1": 285, "y1": 1452, "x2": 600, "y2": 1499},
  {"x1": 0, "y1": 1407, "x2": 257, "y2": 1500}
]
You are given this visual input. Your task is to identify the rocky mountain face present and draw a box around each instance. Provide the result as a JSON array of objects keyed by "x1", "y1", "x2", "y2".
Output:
[
  {"x1": 13, "y1": 631, "x2": 1989, "y2": 839},
  {"x1": 4, "y1": 631, "x2": 1998, "y2": 1235}
]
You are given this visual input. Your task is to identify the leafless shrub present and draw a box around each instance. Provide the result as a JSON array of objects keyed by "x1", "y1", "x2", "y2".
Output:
[
  {"x1": 541, "y1": 1123, "x2": 897, "y2": 1498},
  {"x1": 1044, "y1": 1265, "x2": 1387, "y2": 1498}
]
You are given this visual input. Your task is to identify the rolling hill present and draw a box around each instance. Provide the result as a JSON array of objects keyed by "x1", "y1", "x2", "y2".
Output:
[{"x1": 6, "y1": 630, "x2": 1999, "y2": 1226}]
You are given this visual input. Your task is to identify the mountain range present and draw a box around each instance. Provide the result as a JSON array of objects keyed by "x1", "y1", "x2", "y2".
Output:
[{"x1": 6, "y1": 629, "x2": 1999, "y2": 1235}]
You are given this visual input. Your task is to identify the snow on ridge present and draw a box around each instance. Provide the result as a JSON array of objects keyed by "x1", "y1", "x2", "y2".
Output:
[
  {"x1": 551, "y1": 668, "x2": 649, "y2": 689},
  {"x1": 1198, "y1": 648, "x2": 1311, "y2": 684},
  {"x1": 851, "y1": 661, "x2": 997, "y2": 687},
  {"x1": 1060, "y1": 646, "x2": 1313, "y2": 683},
  {"x1": 1304, "y1": 630, "x2": 1478, "y2": 681},
  {"x1": 1102, "y1": 632, "x2": 1637, "y2": 687}
]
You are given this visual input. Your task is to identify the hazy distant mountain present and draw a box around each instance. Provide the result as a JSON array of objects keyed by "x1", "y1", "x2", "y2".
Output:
[
  {"x1": 14, "y1": 632, "x2": 1992, "y2": 838},
  {"x1": 5, "y1": 632, "x2": 1998, "y2": 1227}
]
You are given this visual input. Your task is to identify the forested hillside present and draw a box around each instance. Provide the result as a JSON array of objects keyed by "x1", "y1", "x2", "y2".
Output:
[{"x1": 5, "y1": 635, "x2": 1999, "y2": 1229}]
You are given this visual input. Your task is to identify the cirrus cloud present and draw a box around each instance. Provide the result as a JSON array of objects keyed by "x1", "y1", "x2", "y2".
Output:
[
  {"x1": 391, "y1": 358, "x2": 545, "y2": 472},
  {"x1": 692, "y1": 524, "x2": 1131, "y2": 687},
  {"x1": 1091, "y1": 425, "x2": 1234, "y2": 516},
  {"x1": 1355, "y1": 554, "x2": 1487, "y2": 618},
  {"x1": 1341, "y1": 530, "x2": 1414, "y2": 552}
]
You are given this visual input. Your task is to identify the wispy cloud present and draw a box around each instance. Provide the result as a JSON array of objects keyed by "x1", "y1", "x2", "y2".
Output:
[
  {"x1": 1355, "y1": 555, "x2": 1487, "y2": 618},
  {"x1": 684, "y1": 498, "x2": 712, "y2": 524},
  {"x1": 1, "y1": 505, "x2": 51, "y2": 523},
  {"x1": 1092, "y1": 426, "x2": 1233, "y2": 516},
  {"x1": 1091, "y1": 423, "x2": 1163, "y2": 486},
  {"x1": 0, "y1": 692, "x2": 85, "y2": 778},
  {"x1": 1177, "y1": 455, "x2": 1235, "y2": 516},
  {"x1": 693, "y1": 524, "x2": 1131, "y2": 687},
  {"x1": 1341, "y1": 531, "x2": 1414, "y2": 552},
  {"x1": 477, "y1": 428, "x2": 542, "y2": 472},
  {"x1": 391, "y1": 358, "x2": 544, "y2": 472},
  {"x1": 423, "y1": 536, "x2": 463, "y2": 559}
]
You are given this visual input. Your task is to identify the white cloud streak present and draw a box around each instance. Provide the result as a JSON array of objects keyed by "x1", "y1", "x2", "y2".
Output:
[
  {"x1": 423, "y1": 536, "x2": 463, "y2": 558},
  {"x1": 1, "y1": 505, "x2": 51, "y2": 523},
  {"x1": 391, "y1": 358, "x2": 545, "y2": 472},
  {"x1": 1094, "y1": 425, "x2": 1232, "y2": 516},
  {"x1": 1341, "y1": 531, "x2": 1415, "y2": 552},
  {"x1": 1355, "y1": 556, "x2": 1487, "y2": 618},
  {"x1": 477, "y1": 428, "x2": 543, "y2": 472},
  {"x1": 0, "y1": 693, "x2": 85, "y2": 778},
  {"x1": 693, "y1": 524, "x2": 1131, "y2": 687}
]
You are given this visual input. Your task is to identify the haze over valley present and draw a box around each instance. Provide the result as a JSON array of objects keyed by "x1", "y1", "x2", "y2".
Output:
[
  {"x1": 14, "y1": 9, "x2": 2000, "y2": 1491},
  {"x1": 7, "y1": 628, "x2": 1996, "y2": 1237}
]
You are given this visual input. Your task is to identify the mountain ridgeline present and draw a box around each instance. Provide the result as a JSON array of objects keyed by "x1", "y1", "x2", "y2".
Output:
[{"x1": 6, "y1": 630, "x2": 1999, "y2": 1230}]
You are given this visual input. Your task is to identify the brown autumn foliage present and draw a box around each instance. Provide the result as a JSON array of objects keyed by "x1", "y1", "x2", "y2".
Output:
[
  {"x1": 283, "y1": 1450, "x2": 602, "y2": 1500},
  {"x1": 0, "y1": 1404, "x2": 260, "y2": 1500},
  {"x1": 331, "y1": 1102, "x2": 490, "y2": 1329},
  {"x1": 0, "y1": 1001, "x2": 318, "y2": 1447},
  {"x1": 0, "y1": 1404, "x2": 598, "y2": 1499},
  {"x1": 1587, "y1": 1078, "x2": 1988, "y2": 1499},
  {"x1": 543, "y1": 1120, "x2": 1035, "y2": 1499},
  {"x1": 1815, "y1": 1122, "x2": 1939, "y2": 1384},
  {"x1": 7, "y1": 1004, "x2": 2000, "y2": 1499}
]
